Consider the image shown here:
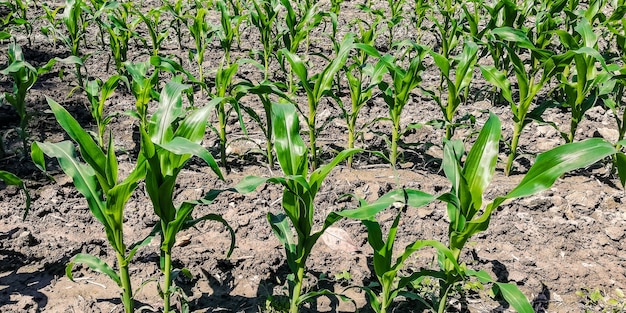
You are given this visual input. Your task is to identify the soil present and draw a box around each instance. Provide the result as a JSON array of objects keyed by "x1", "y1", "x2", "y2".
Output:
[{"x1": 0, "y1": 0, "x2": 625, "y2": 312}]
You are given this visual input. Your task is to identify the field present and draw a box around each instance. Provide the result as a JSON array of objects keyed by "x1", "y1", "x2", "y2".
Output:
[{"x1": 1, "y1": 0, "x2": 626, "y2": 312}]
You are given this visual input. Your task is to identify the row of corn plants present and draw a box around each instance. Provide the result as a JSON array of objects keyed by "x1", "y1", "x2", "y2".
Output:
[
  {"x1": 2, "y1": 0, "x2": 626, "y2": 173},
  {"x1": 1, "y1": 0, "x2": 626, "y2": 312}
]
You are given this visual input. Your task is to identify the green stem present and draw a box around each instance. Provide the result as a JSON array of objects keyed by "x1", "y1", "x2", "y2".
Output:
[
  {"x1": 163, "y1": 250, "x2": 172, "y2": 313},
  {"x1": 116, "y1": 252, "x2": 134, "y2": 313},
  {"x1": 218, "y1": 102, "x2": 228, "y2": 171},
  {"x1": 347, "y1": 118, "x2": 355, "y2": 168},
  {"x1": 505, "y1": 122, "x2": 522, "y2": 176},
  {"x1": 289, "y1": 263, "x2": 306, "y2": 313},
  {"x1": 390, "y1": 115, "x2": 400, "y2": 168},
  {"x1": 309, "y1": 99, "x2": 318, "y2": 170}
]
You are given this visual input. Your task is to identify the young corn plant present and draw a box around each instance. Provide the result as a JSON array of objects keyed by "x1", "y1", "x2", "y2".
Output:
[
  {"x1": 0, "y1": 42, "x2": 80, "y2": 157},
  {"x1": 187, "y1": 6, "x2": 214, "y2": 86},
  {"x1": 103, "y1": 1, "x2": 140, "y2": 77},
  {"x1": 124, "y1": 60, "x2": 160, "y2": 126},
  {"x1": 135, "y1": 6, "x2": 169, "y2": 57},
  {"x1": 32, "y1": 98, "x2": 148, "y2": 313},
  {"x1": 216, "y1": 0, "x2": 237, "y2": 66},
  {"x1": 84, "y1": 75, "x2": 124, "y2": 147},
  {"x1": 139, "y1": 80, "x2": 232, "y2": 313},
  {"x1": 61, "y1": 0, "x2": 88, "y2": 88},
  {"x1": 371, "y1": 42, "x2": 427, "y2": 168},
  {"x1": 233, "y1": 103, "x2": 361, "y2": 313},
  {"x1": 426, "y1": 40, "x2": 479, "y2": 139},
  {"x1": 337, "y1": 190, "x2": 460, "y2": 313},
  {"x1": 249, "y1": 0, "x2": 281, "y2": 80},
  {"x1": 384, "y1": 0, "x2": 407, "y2": 49},
  {"x1": 481, "y1": 27, "x2": 572, "y2": 175},
  {"x1": 280, "y1": 33, "x2": 354, "y2": 169},
  {"x1": 234, "y1": 80, "x2": 291, "y2": 168},
  {"x1": 339, "y1": 42, "x2": 387, "y2": 168},
  {"x1": 555, "y1": 17, "x2": 616, "y2": 142},
  {"x1": 435, "y1": 113, "x2": 617, "y2": 312}
]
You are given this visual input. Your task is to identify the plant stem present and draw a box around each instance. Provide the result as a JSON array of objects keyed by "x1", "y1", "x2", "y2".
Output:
[
  {"x1": 163, "y1": 250, "x2": 172, "y2": 313},
  {"x1": 308, "y1": 99, "x2": 318, "y2": 170},
  {"x1": 116, "y1": 252, "x2": 134, "y2": 313},
  {"x1": 505, "y1": 123, "x2": 522, "y2": 176},
  {"x1": 390, "y1": 115, "x2": 400, "y2": 168},
  {"x1": 218, "y1": 101, "x2": 228, "y2": 171},
  {"x1": 289, "y1": 263, "x2": 306, "y2": 313}
]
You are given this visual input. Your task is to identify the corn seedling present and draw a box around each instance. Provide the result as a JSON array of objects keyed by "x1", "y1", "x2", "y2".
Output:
[
  {"x1": 32, "y1": 98, "x2": 149, "y2": 313},
  {"x1": 187, "y1": 6, "x2": 214, "y2": 86},
  {"x1": 280, "y1": 33, "x2": 354, "y2": 169},
  {"x1": 232, "y1": 103, "x2": 360, "y2": 313},
  {"x1": 135, "y1": 6, "x2": 168, "y2": 57},
  {"x1": 384, "y1": 0, "x2": 407, "y2": 49},
  {"x1": 371, "y1": 41, "x2": 427, "y2": 168},
  {"x1": 124, "y1": 60, "x2": 160, "y2": 126},
  {"x1": 163, "y1": 0, "x2": 187, "y2": 50},
  {"x1": 234, "y1": 80, "x2": 291, "y2": 168},
  {"x1": 435, "y1": 113, "x2": 616, "y2": 312},
  {"x1": 0, "y1": 0, "x2": 31, "y2": 44},
  {"x1": 84, "y1": 75, "x2": 125, "y2": 147},
  {"x1": 481, "y1": 27, "x2": 572, "y2": 175},
  {"x1": 337, "y1": 190, "x2": 460, "y2": 313},
  {"x1": 216, "y1": 0, "x2": 237, "y2": 66},
  {"x1": 0, "y1": 42, "x2": 80, "y2": 157},
  {"x1": 426, "y1": 40, "x2": 479, "y2": 139},
  {"x1": 0, "y1": 170, "x2": 30, "y2": 218},
  {"x1": 103, "y1": 1, "x2": 140, "y2": 77},
  {"x1": 555, "y1": 17, "x2": 616, "y2": 142},
  {"x1": 249, "y1": 0, "x2": 281, "y2": 80},
  {"x1": 339, "y1": 42, "x2": 387, "y2": 167},
  {"x1": 139, "y1": 80, "x2": 231, "y2": 313},
  {"x1": 61, "y1": 0, "x2": 88, "y2": 88}
]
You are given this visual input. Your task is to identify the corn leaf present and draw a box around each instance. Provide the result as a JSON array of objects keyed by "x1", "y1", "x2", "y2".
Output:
[{"x1": 66, "y1": 253, "x2": 121, "y2": 287}]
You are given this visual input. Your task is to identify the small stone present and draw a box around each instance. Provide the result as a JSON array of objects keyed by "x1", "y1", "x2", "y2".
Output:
[
  {"x1": 363, "y1": 132, "x2": 375, "y2": 141},
  {"x1": 605, "y1": 226, "x2": 625, "y2": 241}
]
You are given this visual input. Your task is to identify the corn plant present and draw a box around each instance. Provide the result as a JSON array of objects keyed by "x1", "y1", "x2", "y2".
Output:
[
  {"x1": 135, "y1": 6, "x2": 168, "y2": 57},
  {"x1": 233, "y1": 103, "x2": 361, "y2": 313},
  {"x1": 234, "y1": 80, "x2": 290, "y2": 168},
  {"x1": 38, "y1": 2, "x2": 65, "y2": 48},
  {"x1": 61, "y1": 0, "x2": 88, "y2": 88},
  {"x1": 339, "y1": 42, "x2": 387, "y2": 168},
  {"x1": 212, "y1": 61, "x2": 243, "y2": 170},
  {"x1": 280, "y1": 33, "x2": 354, "y2": 169},
  {"x1": 555, "y1": 17, "x2": 616, "y2": 142},
  {"x1": 426, "y1": 40, "x2": 479, "y2": 139},
  {"x1": 187, "y1": 6, "x2": 214, "y2": 86},
  {"x1": 435, "y1": 113, "x2": 617, "y2": 312},
  {"x1": 84, "y1": 75, "x2": 125, "y2": 147},
  {"x1": 249, "y1": 0, "x2": 281, "y2": 80},
  {"x1": 0, "y1": 0, "x2": 31, "y2": 44},
  {"x1": 32, "y1": 98, "x2": 148, "y2": 313},
  {"x1": 216, "y1": 0, "x2": 237, "y2": 66},
  {"x1": 428, "y1": 0, "x2": 463, "y2": 58},
  {"x1": 0, "y1": 170, "x2": 31, "y2": 218},
  {"x1": 139, "y1": 80, "x2": 232, "y2": 313},
  {"x1": 337, "y1": 190, "x2": 460, "y2": 313},
  {"x1": 384, "y1": 0, "x2": 407, "y2": 49},
  {"x1": 481, "y1": 27, "x2": 573, "y2": 175},
  {"x1": 103, "y1": 1, "x2": 140, "y2": 77},
  {"x1": 0, "y1": 42, "x2": 80, "y2": 157},
  {"x1": 163, "y1": 0, "x2": 187, "y2": 50},
  {"x1": 370, "y1": 42, "x2": 427, "y2": 167},
  {"x1": 124, "y1": 60, "x2": 159, "y2": 126}
]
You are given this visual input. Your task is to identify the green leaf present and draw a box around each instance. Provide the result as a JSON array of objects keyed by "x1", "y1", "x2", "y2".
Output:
[
  {"x1": 32, "y1": 141, "x2": 107, "y2": 224},
  {"x1": 338, "y1": 189, "x2": 436, "y2": 219},
  {"x1": 0, "y1": 170, "x2": 30, "y2": 218},
  {"x1": 507, "y1": 138, "x2": 615, "y2": 198},
  {"x1": 494, "y1": 282, "x2": 534, "y2": 313},
  {"x1": 462, "y1": 113, "x2": 501, "y2": 214},
  {"x1": 66, "y1": 253, "x2": 121, "y2": 287},
  {"x1": 615, "y1": 152, "x2": 626, "y2": 188},
  {"x1": 150, "y1": 81, "x2": 189, "y2": 144},
  {"x1": 480, "y1": 66, "x2": 513, "y2": 104},
  {"x1": 46, "y1": 98, "x2": 108, "y2": 184},
  {"x1": 272, "y1": 103, "x2": 307, "y2": 176}
]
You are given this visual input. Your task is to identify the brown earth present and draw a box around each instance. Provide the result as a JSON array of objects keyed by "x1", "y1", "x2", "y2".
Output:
[{"x1": 0, "y1": 0, "x2": 625, "y2": 312}]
